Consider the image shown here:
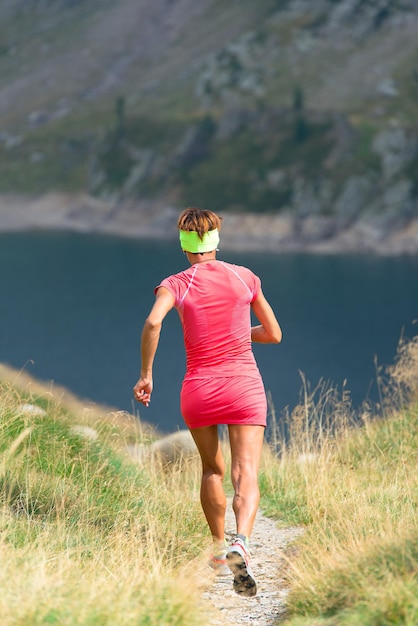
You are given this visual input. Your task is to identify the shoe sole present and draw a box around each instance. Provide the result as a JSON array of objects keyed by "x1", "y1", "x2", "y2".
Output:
[{"x1": 226, "y1": 551, "x2": 257, "y2": 597}]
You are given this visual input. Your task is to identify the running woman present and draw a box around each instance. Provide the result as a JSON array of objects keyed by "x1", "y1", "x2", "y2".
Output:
[{"x1": 133, "y1": 207, "x2": 282, "y2": 597}]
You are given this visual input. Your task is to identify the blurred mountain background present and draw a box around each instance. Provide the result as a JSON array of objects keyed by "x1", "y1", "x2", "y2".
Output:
[{"x1": 0, "y1": 0, "x2": 418, "y2": 250}]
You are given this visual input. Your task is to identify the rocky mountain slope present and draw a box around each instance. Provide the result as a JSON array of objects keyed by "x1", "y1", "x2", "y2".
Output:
[{"x1": 0, "y1": 0, "x2": 417, "y2": 252}]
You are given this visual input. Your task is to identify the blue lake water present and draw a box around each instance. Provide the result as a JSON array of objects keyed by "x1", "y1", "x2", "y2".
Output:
[{"x1": 1, "y1": 231, "x2": 417, "y2": 432}]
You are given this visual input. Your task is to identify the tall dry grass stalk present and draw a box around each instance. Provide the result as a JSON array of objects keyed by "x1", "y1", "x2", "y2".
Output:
[{"x1": 386, "y1": 331, "x2": 418, "y2": 405}]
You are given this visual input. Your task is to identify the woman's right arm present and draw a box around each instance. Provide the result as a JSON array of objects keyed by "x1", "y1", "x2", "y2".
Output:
[
  {"x1": 250, "y1": 288, "x2": 282, "y2": 344},
  {"x1": 133, "y1": 287, "x2": 175, "y2": 406}
]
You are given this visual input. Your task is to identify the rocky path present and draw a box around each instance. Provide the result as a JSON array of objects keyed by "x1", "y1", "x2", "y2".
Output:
[{"x1": 199, "y1": 500, "x2": 303, "y2": 626}]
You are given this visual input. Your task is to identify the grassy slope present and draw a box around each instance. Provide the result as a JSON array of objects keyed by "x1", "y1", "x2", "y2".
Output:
[
  {"x1": 1, "y1": 333, "x2": 418, "y2": 624},
  {"x1": 0, "y1": 369, "x2": 209, "y2": 625}
]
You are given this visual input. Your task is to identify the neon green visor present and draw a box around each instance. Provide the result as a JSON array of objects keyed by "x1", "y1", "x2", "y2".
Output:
[{"x1": 179, "y1": 229, "x2": 220, "y2": 253}]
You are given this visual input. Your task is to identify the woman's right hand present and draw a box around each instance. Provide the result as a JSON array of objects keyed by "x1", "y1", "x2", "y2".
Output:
[{"x1": 133, "y1": 378, "x2": 153, "y2": 407}]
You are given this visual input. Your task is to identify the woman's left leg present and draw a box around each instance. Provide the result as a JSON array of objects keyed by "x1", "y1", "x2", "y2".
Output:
[{"x1": 189, "y1": 424, "x2": 226, "y2": 543}]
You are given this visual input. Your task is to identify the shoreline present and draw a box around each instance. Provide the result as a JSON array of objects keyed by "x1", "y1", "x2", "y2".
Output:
[{"x1": 0, "y1": 192, "x2": 417, "y2": 256}]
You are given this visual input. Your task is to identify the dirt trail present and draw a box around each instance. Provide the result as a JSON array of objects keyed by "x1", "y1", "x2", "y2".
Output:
[{"x1": 199, "y1": 500, "x2": 303, "y2": 625}]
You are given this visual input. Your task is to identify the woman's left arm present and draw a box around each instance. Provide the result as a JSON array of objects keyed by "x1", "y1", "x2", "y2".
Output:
[{"x1": 251, "y1": 288, "x2": 282, "y2": 344}]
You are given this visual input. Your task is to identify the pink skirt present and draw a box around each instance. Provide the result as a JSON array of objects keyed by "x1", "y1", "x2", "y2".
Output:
[{"x1": 180, "y1": 375, "x2": 267, "y2": 429}]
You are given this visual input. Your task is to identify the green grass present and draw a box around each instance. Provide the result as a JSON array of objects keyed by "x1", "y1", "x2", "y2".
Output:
[
  {"x1": 0, "y1": 379, "x2": 209, "y2": 625},
  {"x1": 345, "y1": 122, "x2": 382, "y2": 176}
]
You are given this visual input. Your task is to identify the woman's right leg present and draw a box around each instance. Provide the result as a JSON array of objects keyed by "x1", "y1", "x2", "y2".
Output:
[
  {"x1": 228, "y1": 424, "x2": 265, "y2": 539},
  {"x1": 226, "y1": 424, "x2": 264, "y2": 597},
  {"x1": 189, "y1": 424, "x2": 226, "y2": 544}
]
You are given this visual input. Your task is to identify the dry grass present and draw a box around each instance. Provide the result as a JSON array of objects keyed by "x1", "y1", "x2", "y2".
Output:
[{"x1": 260, "y1": 333, "x2": 418, "y2": 625}]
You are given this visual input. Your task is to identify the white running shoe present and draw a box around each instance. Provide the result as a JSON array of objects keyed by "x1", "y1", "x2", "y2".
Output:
[{"x1": 226, "y1": 537, "x2": 257, "y2": 597}]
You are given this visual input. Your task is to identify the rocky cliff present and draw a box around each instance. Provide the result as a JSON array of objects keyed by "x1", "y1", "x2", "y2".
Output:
[{"x1": 0, "y1": 0, "x2": 417, "y2": 252}]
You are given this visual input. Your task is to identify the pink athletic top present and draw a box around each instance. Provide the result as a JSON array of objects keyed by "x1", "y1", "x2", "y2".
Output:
[{"x1": 156, "y1": 260, "x2": 262, "y2": 381}]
